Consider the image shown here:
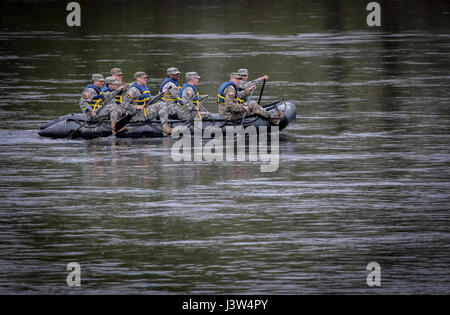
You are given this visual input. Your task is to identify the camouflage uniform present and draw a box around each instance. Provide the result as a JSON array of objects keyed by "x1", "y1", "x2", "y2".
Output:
[
  {"x1": 218, "y1": 73, "x2": 270, "y2": 121},
  {"x1": 219, "y1": 85, "x2": 269, "y2": 120},
  {"x1": 79, "y1": 74, "x2": 119, "y2": 121},
  {"x1": 238, "y1": 77, "x2": 265, "y2": 91},
  {"x1": 197, "y1": 100, "x2": 209, "y2": 112},
  {"x1": 176, "y1": 72, "x2": 212, "y2": 121},
  {"x1": 159, "y1": 68, "x2": 182, "y2": 118},
  {"x1": 237, "y1": 68, "x2": 266, "y2": 91},
  {"x1": 178, "y1": 85, "x2": 212, "y2": 121},
  {"x1": 98, "y1": 90, "x2": 120, "y2": 120},
  {"x1": 101, "y1": 77, "x2": 124, "y2": 122},
  {"x1": 121, "y1": 83, "x2": 169, "y2": 124},
  {"x1": 79, "y1": 86, "x2": 101, "y2": 117}
]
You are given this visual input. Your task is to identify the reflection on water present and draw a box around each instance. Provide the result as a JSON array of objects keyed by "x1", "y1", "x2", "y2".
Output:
[{"x1": 0, "y1": 1, "x2": 449, "y2": 294}]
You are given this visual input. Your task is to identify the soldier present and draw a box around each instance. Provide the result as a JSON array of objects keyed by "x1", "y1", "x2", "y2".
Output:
[
  {"x1": 121, "y1": 71, "x2": 173, "y2": 136},
  {"x1": 237, "y1": 68, "x2": 269, "y2": 90},
  {"x1": 217, "y1": 72, "x2": 281, "y2": 124},
  {"x1": 237, "y1": 69, "x2": 269, "y2": 102},
  {"x1": 159, "y1": 67, "x2": 182, "y2": 118},
  {"x1": 109, "y1": 67, "x2": 128, "y2": 105},
  {"x1": 79, "y1": 73, "x2": 106, "y2": 120},
  {"x1": 102, "y1": 76, "x2": 126, "y2": 134},
  {"x1": 177, "y1": 72, "x2": 212, "y2": 121}
]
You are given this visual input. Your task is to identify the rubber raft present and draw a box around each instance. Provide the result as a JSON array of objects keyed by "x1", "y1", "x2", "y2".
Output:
[{"x1": 38, "y1": 99, "x2": 296, "y2": 139}]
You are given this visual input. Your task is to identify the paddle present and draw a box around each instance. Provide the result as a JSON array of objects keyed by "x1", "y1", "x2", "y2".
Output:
[
  {"x1": 66, "y1": 102, "x2": 108, "y2": 140},
  {"x1": 240, "y1": 87, "x2": 256, "y2": 127},
  {"x1": 114, "y1": 87, "x2": 169, "y2": 132},
  {"x1": 257, "y1": 79, "x2": 266, "y2": 105}
]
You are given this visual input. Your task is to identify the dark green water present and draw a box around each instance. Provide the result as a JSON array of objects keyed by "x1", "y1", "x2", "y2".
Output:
[{"x1": 0, "y1": 0, "x2": 449, "y2": 294}]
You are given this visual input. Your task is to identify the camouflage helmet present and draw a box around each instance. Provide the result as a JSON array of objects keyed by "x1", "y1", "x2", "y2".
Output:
[
  {"x1": 238, "y1": 69, "x2": 249, "y2": 76},
  {"x1": 186, "y1": 72, "x2": 200, "y2": 80},
  {"x1": 111, "y1": 68, "x2": 123, "y2": 75},
  {"x1": 91, "y1": 73, "x2": 105, "y2": 82},
  {"x1": 230, "y1": 72, "x2": 242, "y2": 79},
  {"x1": 134, "y1": 71, "x2": 149, "y2": 79},
  {"x1": 105, "y1": 76, "x2": 120, "y2": 85},
  {"x1": 167, "y1": 67, "x2": 180, "y2": 75}
]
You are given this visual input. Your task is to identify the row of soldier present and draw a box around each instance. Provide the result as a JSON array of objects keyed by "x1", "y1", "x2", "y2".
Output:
[{"x1": 79, "y1": 67, "x2": 282, "y2": 137}]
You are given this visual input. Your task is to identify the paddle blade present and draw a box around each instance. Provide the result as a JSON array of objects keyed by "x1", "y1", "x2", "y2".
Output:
[{"x1": 114, "y1": 113, "x2": 133, "y2": 131}]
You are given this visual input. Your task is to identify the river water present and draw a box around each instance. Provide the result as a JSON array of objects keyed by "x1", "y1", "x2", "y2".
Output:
[{"x1": 0, "y1": 0, "x2": 449, "y2": 294}]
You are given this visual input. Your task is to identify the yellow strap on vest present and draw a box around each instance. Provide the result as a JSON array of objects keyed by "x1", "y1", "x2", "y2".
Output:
[
  {"x1": 89, "y1": 91, "x2": 104, "y2": 110},
  {"x1": 217, "y1": 93, "x2": 244, "y2": 104},
  {"x1": 196, "y1": 94, "x2": 202, "y2": 118},
  {"x1": 162, "y1": 86, "x2": 180, "y2": 102},
  {"x1": 130, "y1": 89, "x2": 150, "y2": 117},
  {"x1": 133, "y1": 99, "x2": 149, "y2": 106},
  {"x1": 115, "y1": 94, "x2": 123, "y2": 104},
  {"x1": 177, "y1": 97, "x2": 183, "y2": 106},
  {"x1": 162, "y1": 96, "x2": 177, "y2": 101},
  {"x1": 193, "y1": 91, "x2": 199, "y2": 106},
  {"x1": 90, "y1": 97, "x2": 103, "y2": 110},
  {"x1": 132, "y1": 90, "x2": 150, "y2": 106}
]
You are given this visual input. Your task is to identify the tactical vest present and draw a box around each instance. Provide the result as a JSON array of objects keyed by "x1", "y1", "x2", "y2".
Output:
[
  {"x1": 131, "y1": 83, "x2": 151, "y2": 106},
  {"x1": 177, "y1": 84, "x2": 199, "y2": 107},
  {"x1": 102, "y1": 86, "x2": 124, "y2": 105},
  {"x1": 217, "y1": 81, "x2": 244, "y2": 104},
  {"x1": 114, "y1": 89, "x2": 124, "y2": 104},
  {"x1": 85, "y1": 84, "x2": 104, "y2": 110},
  {"x1": 159, "y1": 78, "x2": 181, "y2": 102}
]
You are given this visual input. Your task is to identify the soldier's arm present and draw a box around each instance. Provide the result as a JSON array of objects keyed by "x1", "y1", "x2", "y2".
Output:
[
  {"x1": 79, "y1": 96, "x2": 91, "y2": 114},
  {"x1": 79, "y1": 89, "x2": 95, "y2": 114},
  {"x1": 242, "y1": 77, "x2": 265, "y2": 89},
  {"x1": 237, "y1": 86, "x2": 253, "y2": 99},
  {"x1": 238, "y1": 81, "x2": 246, "y2": 91},
  {"x1": 169, "y1": 89, "x2": 179, "y2": 100},
  {"x1": 121, "y1": 88, "x2": 139, "y2": 113},
  {"x1": 181, "y1": 87, "x2": 196, "y2": 111},
  {"x1": 168, "y1": 82, "x2": 179, "y2": 99},
  {"x1": 224, "y1": 86, "x2": 245, "y2": 113},
  {"x1": 103, "y1": 90, "x2": 119, "y2": 105}
]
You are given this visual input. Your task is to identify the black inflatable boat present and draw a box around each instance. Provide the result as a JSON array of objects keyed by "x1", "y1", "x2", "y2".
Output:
[{"x1": 38, "y1": 99, "x2": 296, "y2": 139}]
